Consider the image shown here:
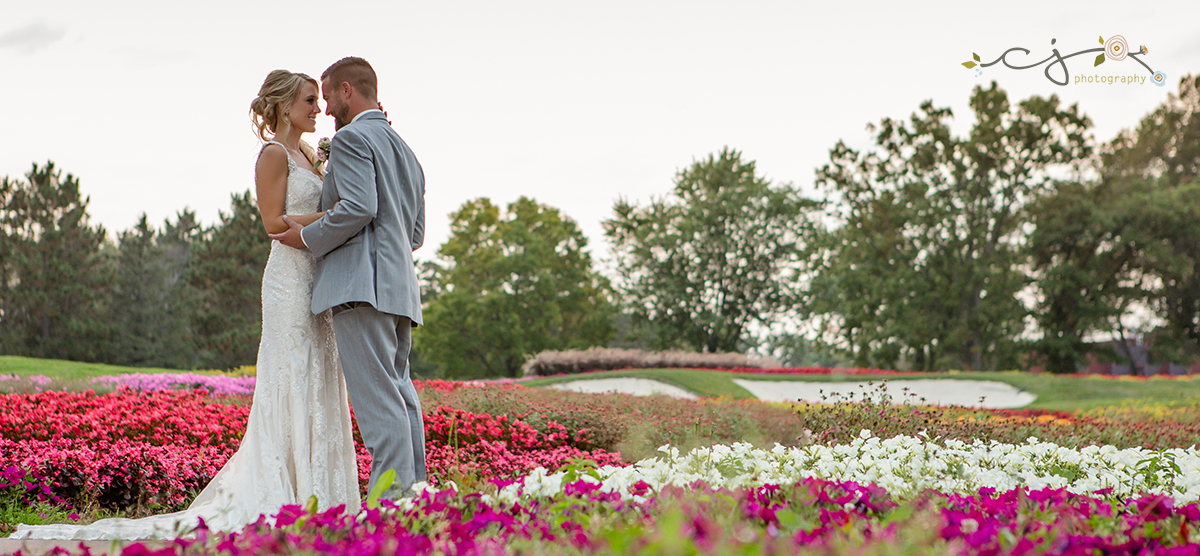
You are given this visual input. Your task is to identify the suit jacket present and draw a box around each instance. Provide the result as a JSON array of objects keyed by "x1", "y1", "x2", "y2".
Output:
[{"x1": 301, "y1": 111, "x2": 425, "y2": 324}]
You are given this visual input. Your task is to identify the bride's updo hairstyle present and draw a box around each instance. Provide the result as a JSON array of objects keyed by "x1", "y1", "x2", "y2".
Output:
[{"x1": 250, "y1": 70, "x2": 322, "y2": 171}]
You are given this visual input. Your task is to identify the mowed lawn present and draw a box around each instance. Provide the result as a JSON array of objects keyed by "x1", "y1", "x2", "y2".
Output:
[
  {"x1": 0, "y1": 355, "x2": 194, "y2": 380},
  {"x1": 522, "y1": 368, "x2": 1200, "y2": 412}
]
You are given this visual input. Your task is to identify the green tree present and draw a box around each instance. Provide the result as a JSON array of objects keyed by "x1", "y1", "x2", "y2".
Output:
[
  {"x1": 415, "y1": 197, "x2": 615, "y2": 378},
  {"x1": 0, "y1": 162, "x2": 111, "y2": 361},
  {"x1": 1102, "y1": 75, "x2": 1200, "y2": 356},
  {"x1": 811, "y1": 83, "x2": 1091, "y2": 371},
  {"x1": 1025, "y1": 179, "x2": 1160, "y2": 373},
  {"x1": 156, "y1": 210, "x2": 203, "y2": 368},
  {"x1": 603, "y1": 148, "x2": 818, "y2": 353},
  {"x1": 110, "y1": 215, "x2": 166, "y2": 365},
  {"x1": 190, "y1": 192, "x2": 270, "y2": 369},
  {"x1": 104, "y1": 211, "x2": 202, "y2": 368}
]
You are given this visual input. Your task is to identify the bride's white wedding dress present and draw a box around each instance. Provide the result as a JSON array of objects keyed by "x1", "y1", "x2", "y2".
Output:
[{"x1": 11, "y1": 143, "x2": 362, "y2": 540}]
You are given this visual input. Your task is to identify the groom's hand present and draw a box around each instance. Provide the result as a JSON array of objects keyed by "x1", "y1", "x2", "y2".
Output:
[{"x1": 269, "y1": 216, "x2": 308, "y2": 250}]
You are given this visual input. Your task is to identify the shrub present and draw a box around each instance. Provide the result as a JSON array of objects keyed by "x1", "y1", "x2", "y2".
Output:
[{"x1": 521, "y1": 347, "x2": 781, "y2": 376}]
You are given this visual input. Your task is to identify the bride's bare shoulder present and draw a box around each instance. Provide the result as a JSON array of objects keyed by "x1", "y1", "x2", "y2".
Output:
[
  {"x1": 257, "y1": 142, "x2": 288, "y2": 164},
  {"x1": 255, "y1": 144, "x2": 291, "y2": 195}
]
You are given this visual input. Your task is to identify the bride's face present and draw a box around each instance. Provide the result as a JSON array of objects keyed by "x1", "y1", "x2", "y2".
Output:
[{"x1": 285, "y1": 81, "x2": 320, "y2": 134}]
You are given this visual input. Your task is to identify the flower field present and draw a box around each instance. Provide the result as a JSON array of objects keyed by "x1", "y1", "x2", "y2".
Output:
[{"x1": 4, "y1": 372, "x2": 1200, "y2": 554}]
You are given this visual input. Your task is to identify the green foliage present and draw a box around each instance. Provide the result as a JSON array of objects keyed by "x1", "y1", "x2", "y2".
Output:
[
  {"x1": 0, "y1": 161, "x2": 270, "y2": 370},
  {"x1": 366, "y1": 469, "x2": 396, "y2": 509},
  {"x1": 1029, "y1": 74, "x2": 1200, "y2": 371},
  {"x1": 604, "y1": 147, "x2": 818, "y2": 354},
  {"x1": 756, "y1": 332, "x2": 851, "y2": 369},
  {"x1": 104, "y1": 212, "x2": 202, "y2": 369},
  {"x1": 0, "y1": 162, "x2": 112, "y2": 361},
  {"x1": 1136, "y1": 450, "x2": 1183, "y2": 492},
  {"x1": 1024, "y1": 179, "x2": 1153, "y2": 374},
  {"x1": 189, "y1": 191, "x2": 270, "y2": 370},
  {"x1": 810, "y1": 83, "x2": 1091, "y2": 372},
  {"x1": 1102, "y1": 74, "x2": 1200, "y2": 357},
  {"x1": 0, "y1": 495, "x2": 75, "y2": 535},
  {"x1": 415, "y1": 197, "x2": 615, "y2": 378}
]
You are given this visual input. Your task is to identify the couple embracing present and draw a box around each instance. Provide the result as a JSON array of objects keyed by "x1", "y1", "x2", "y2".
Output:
[{"x1": 13, "y1": 56, "x2": 427, "y2": 540}]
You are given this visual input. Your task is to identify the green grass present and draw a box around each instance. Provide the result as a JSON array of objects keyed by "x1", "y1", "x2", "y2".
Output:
[
  {"x1": 0, "y1": 487, "x2": 78, "y2": 534},
  {"x1": 0, "y1": 356, "x2": 192, "y2": 380},
  {"x1": 522, "y1": 368, "x2": 1200, "y2": 412}
]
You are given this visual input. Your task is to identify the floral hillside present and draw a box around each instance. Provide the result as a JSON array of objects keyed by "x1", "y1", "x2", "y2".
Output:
[
  {"x1": 8, "y1": 370, "x2": 1200, "y2": 554},
  {"x1": 38, "y1": 456, "x2": 1200, "y2": 555},
  {"x1": 0, "y1": 377, "x2": 802, "y2": 519}
]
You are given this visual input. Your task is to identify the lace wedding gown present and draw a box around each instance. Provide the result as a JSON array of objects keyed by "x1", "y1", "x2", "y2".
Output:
[{"x1": 11, "y1": 143, "x2": 362, "y2": 540}]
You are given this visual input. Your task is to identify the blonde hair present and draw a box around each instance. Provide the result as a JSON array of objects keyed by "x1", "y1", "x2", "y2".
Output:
[{"x1": 250, "y1": 70, "x2": 322, "y2": 172}]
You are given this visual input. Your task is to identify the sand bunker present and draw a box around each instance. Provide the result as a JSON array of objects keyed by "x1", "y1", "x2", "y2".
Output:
[
  {"x1": 732, "y1": 378, "x2": 1036, "y2": 408},
  {"x1": 543, "y1": 376, "x2": 1035, "y2": 409},
  {"x1": 547, "y1": 378, "x2": 698, "y2": 400}
]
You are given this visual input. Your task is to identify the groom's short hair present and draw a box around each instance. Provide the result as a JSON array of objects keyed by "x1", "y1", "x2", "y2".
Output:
[{"x1": 322, "y1": 57, "x2": 378, "y2": 101}]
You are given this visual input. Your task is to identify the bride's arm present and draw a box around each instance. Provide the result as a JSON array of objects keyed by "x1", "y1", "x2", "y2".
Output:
[
  {"x1": 284, "y1": 211, "x2": 326, "y2": 227},
  {"x1": 255, "y1": 144, "x2": 325, "y2": 234}
]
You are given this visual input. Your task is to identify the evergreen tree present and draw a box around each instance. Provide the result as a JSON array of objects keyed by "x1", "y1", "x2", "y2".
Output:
[
  {"x1": 157, "y1": 210, "x2": 203, "y2": 369},
  {"x1": 104, "y1": 211, "x2": 201, "y2": 368},
  {"x1": 190, "y1": 191, "x2": 270, "y2": 369},
  {"x1": 0, "y1": 162, "x2": 110, "y2": 361}
]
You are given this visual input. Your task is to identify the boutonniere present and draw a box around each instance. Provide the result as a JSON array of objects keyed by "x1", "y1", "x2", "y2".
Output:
[{"x1": 316, "y1": 137, "x2": 331, "y2": 171}]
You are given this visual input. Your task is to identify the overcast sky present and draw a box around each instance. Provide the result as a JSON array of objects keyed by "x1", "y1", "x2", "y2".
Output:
[{"x1": 3, "y1": 0, "x2": 1198, "y2": 265}]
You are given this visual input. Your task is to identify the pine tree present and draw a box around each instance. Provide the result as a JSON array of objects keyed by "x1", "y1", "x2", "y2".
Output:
[
  {"x1": 190, "y1": 192, "x2": 270, "y2": 369},
  {"x1": 0, "y1": 162, "x2": 110, "y2": 360}
]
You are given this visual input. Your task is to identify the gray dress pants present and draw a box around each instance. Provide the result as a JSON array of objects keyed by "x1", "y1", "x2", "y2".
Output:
[{"x1": 331, "y1": 303, "x2": 426, "y2": 497}]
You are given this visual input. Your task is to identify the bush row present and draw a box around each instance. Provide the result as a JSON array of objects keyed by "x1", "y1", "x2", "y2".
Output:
[{"x1": 520, "y1": 347, "x2": 782, "y2": 376}]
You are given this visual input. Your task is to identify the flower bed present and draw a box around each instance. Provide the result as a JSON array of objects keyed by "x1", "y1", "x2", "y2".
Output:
[
  {"x1": 417, "y1": 380, "x2": 805, "y2": 461},
  {"x1": 92, "y1": 373, "x2": 256, "y2": 397},
  {"x1": 0, "y1": 388, "x2": 625, "y2": 514},
  {"x1": 792, "y1": 393, "x2": 1200, "y2": 450},
  {"x1": 619, "y1": 432, "x2": 1200, "y2": 503},
  {"x1": 12, "y1": 376, "x2": 1200, "y2": 554},
  {"x1": 423, "y1": 406, "x2": 624, "y2": 486},
  {"x1": 94, "y1": 472, "x2": 1200, "y2": 555}
]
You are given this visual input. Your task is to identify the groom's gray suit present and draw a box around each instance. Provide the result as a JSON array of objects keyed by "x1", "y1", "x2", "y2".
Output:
[{"x1": 301, "y1": 109, "x2": 426, "y2": 496}]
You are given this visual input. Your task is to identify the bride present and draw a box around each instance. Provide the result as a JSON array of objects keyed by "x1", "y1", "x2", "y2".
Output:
[{"x1": 11, "y1": 70, "x2": 361, "y2": 540}]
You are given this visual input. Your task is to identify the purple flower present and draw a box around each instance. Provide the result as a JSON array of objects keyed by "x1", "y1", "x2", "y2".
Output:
[{"x1": 92, "y1": 373, "x2": 256, "y2": 396}]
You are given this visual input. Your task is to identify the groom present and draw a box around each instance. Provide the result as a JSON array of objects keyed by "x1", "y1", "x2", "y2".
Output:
[{"x1": 270, "y1": 56, "x2": 427, "y2": 498}]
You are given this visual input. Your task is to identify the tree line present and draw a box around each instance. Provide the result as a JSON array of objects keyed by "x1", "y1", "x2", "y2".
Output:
[
  {"x1": 0, "y1": 169, "x2": 268, "y2": 371},
  {"x1": 2, "y1": 76, "x2": 1198, "y2": 376}
]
